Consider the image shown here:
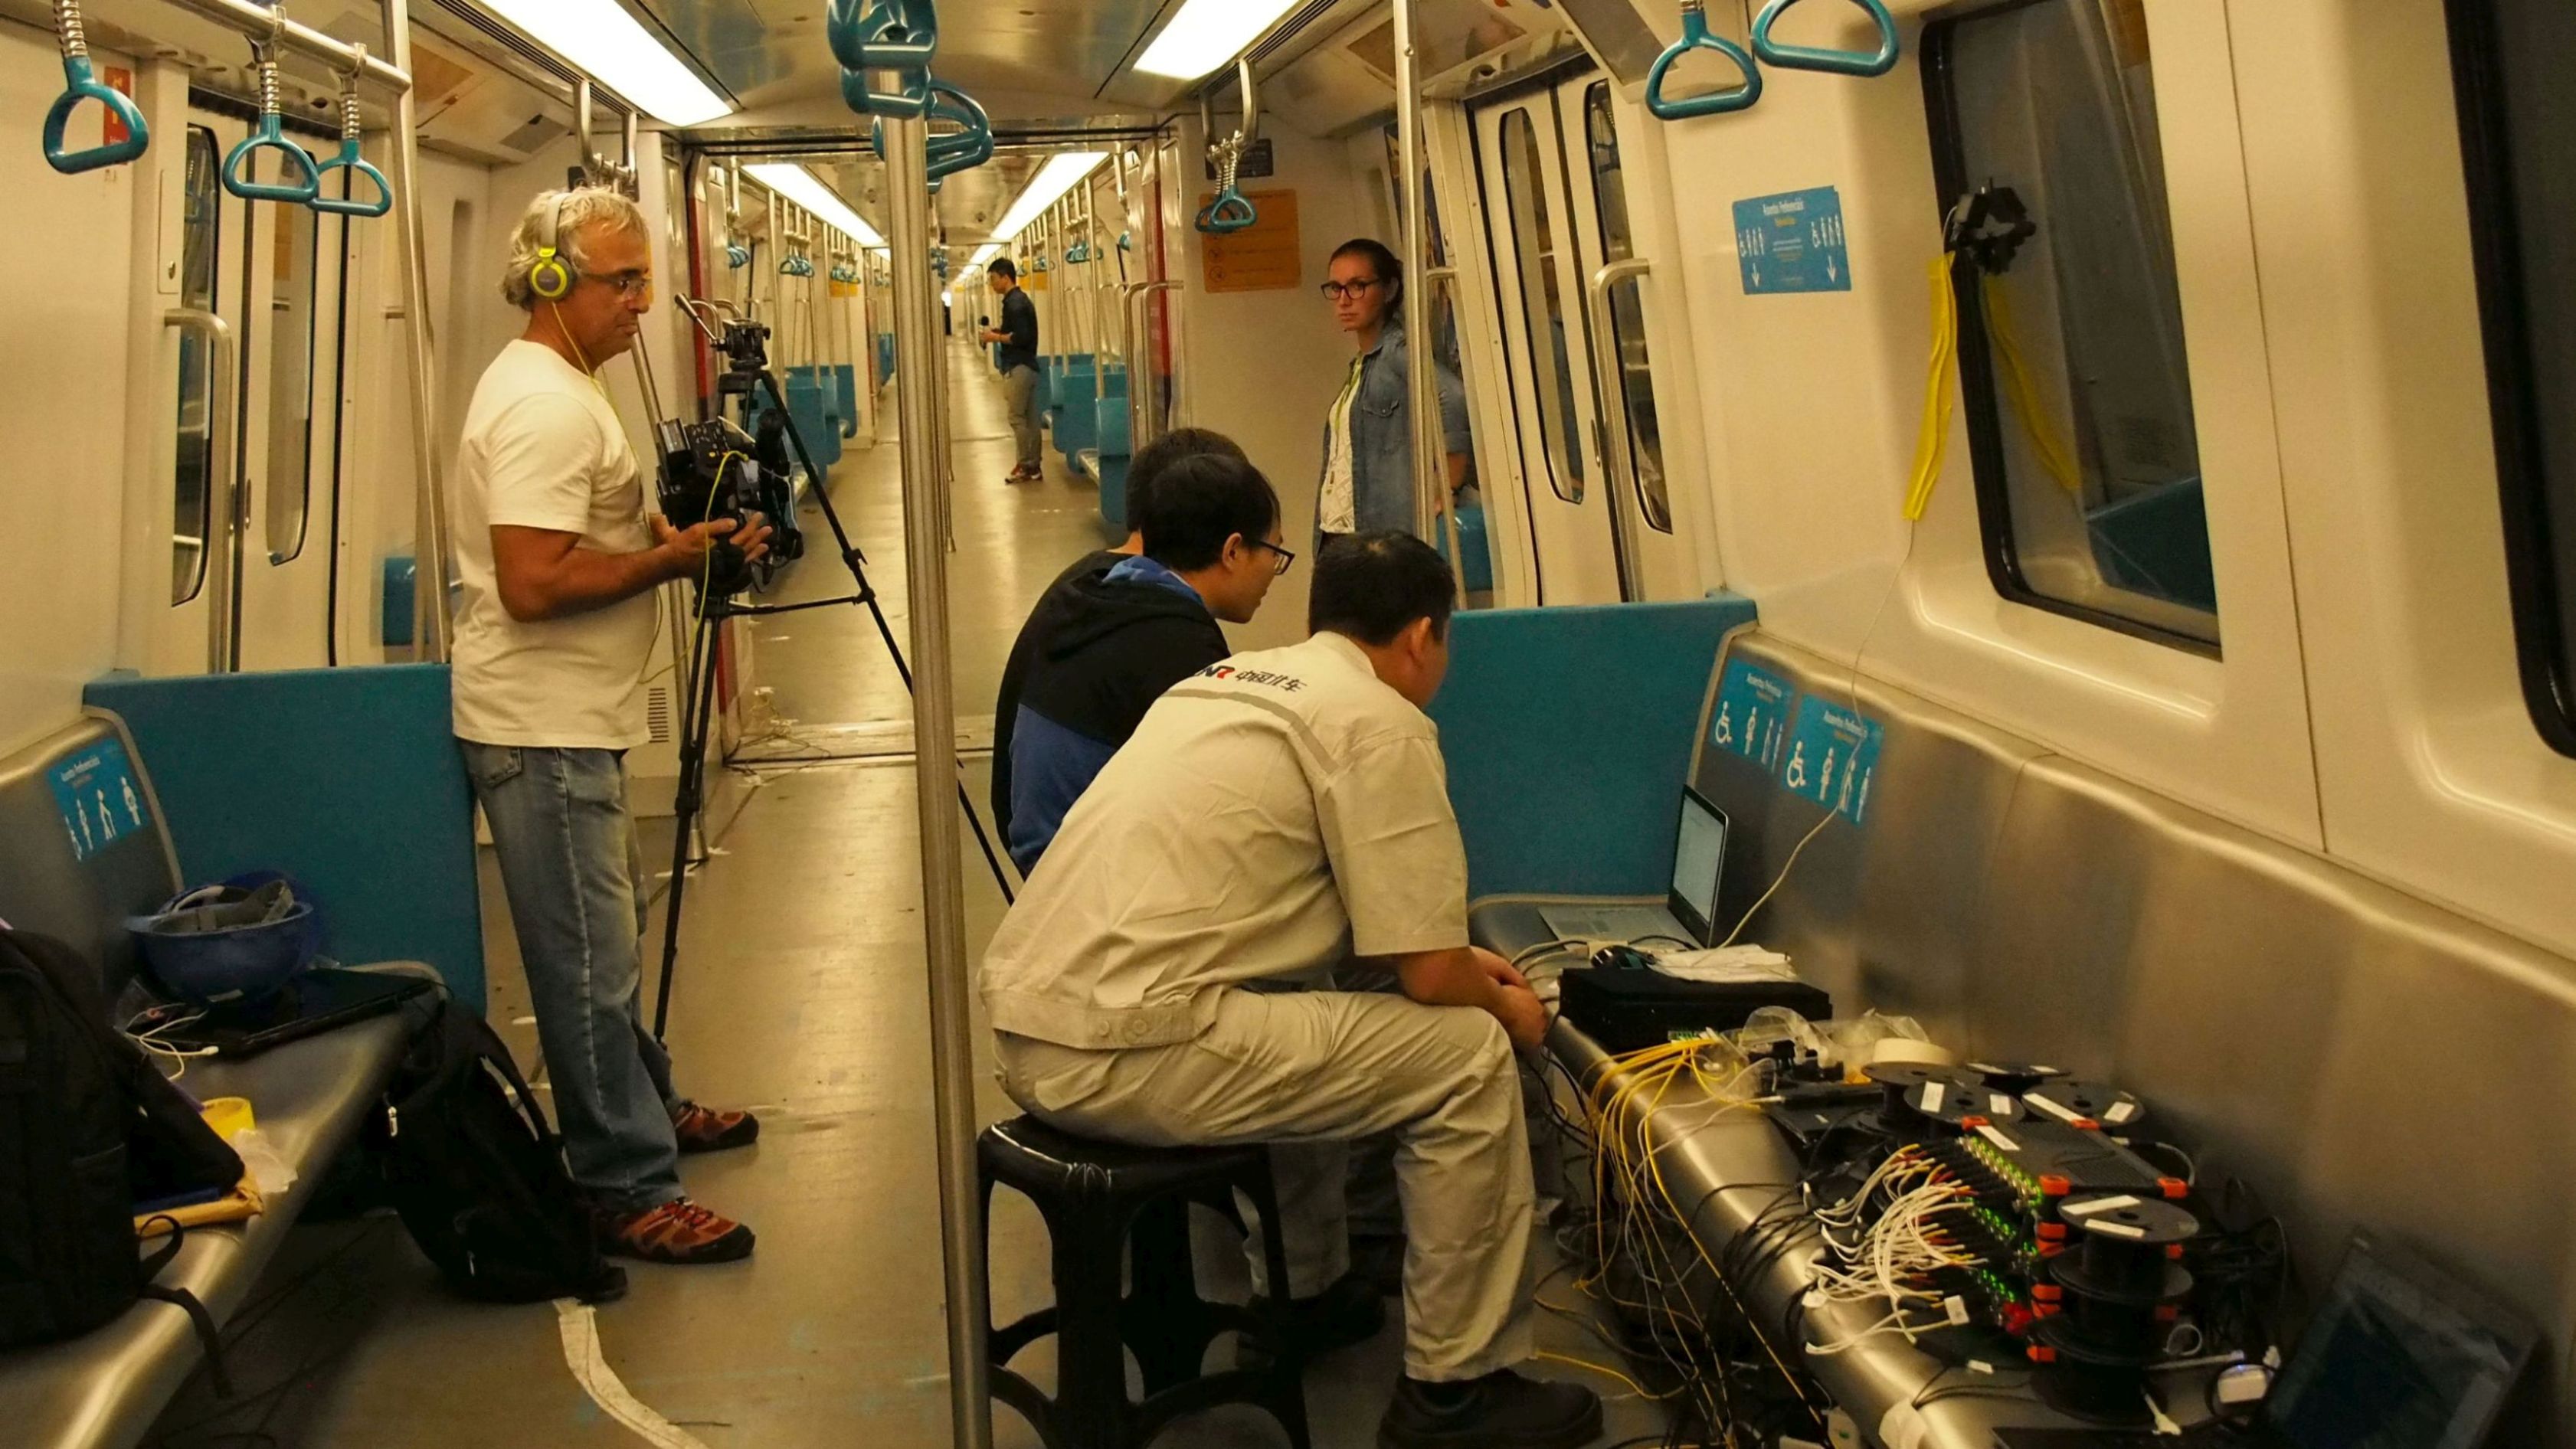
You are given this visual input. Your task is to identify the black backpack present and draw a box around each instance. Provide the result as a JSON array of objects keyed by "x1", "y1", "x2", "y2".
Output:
[
  {"x1": 0, "y1": 930, "x2": 237, "y2": 1385},
  {"x1": 373, "y1": 998, "x2": 626, "y2": 1304}
]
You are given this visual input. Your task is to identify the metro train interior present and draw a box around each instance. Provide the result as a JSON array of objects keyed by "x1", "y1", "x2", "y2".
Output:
[{"x1": 5, "y1": 0, "x2": 2576, "y2": 1445}]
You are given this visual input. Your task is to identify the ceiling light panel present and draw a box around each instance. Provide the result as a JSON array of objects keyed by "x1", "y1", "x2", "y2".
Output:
[
  {"x1": 747, "y1": 163, "x2": 886, "y2": 248},
  {"x1": 990, "y1": 153, "x2": 1108, "y2": 245},
  {"x1": 480, "y1": 0, "x2": 733, "y2": 127},
  {"x1": 1132, "y1": 0, "x2": 1304, "y2": 80}
]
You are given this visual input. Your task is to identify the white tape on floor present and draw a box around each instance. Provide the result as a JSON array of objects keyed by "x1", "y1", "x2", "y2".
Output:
[{"x1": 554, "y1": 1299, "x2": 712, "y2": 1449}]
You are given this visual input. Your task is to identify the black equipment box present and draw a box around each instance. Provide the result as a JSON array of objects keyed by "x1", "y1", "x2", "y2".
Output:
[{"x1": 1558, "y1": 967, "x2": 1832, "y2": 1054}]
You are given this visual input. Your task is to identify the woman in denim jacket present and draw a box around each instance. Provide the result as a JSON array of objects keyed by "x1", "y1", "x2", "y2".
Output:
[{"x1": 1317, "y1": 238, "x2": 1472, "y2": 550}]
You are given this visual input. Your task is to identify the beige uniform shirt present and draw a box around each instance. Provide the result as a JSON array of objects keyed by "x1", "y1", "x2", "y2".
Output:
[{"x1": 980, "y1": 632, "x2": 1471, "y2": 1050}]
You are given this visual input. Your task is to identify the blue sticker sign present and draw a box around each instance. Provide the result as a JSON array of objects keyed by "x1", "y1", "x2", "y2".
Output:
[
  {"x1": 1779, "y1": 696, "x2": 1884, "y2": 825},
  {"x1": 1734, "y1": 186, "x2": 1851, "y2": 296},
  {"x1": 47, "y1": 738, "x2": 146, "y2": 863},
  {"x1": 1710, "y1": 659, "x2": 1798, "y2": 771}
]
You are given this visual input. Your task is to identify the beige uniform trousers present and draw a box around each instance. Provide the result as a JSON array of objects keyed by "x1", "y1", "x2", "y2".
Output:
[{"x1": 993, "y1": 986, "x2": 1538, "y2": 1383}]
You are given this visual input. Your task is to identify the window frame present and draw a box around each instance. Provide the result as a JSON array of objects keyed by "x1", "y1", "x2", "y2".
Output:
[
  {"x1": 1919, "y1": 2, "x2": 2222, "y2": 659},
  {"x1": 1496, "y1": 103, "x2": 1585, "y2": 506},
  {"x1": 2442, "y1": 0, "x2": 2576, "y2": 757},
  {"x1": 172, "y1": 124, "x2": 222, "y2": 607}
]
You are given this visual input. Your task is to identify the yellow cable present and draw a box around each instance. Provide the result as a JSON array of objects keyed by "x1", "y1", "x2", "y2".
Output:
[
  {"x1": 1904, "y1": 257, "x2": 1960, "y2": 520},
  {"x1": 1980, "y1": 275, "x2": 2083, "y2": 496},
  {"x1": 1530, "y1": 1350, "x2": 1682, "y2": 1402}
]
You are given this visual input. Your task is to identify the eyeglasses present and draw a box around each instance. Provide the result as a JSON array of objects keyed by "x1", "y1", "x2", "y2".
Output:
[
  {"x1": 1318, "y1": 279, "x2": 1383, "y2": 302},
  {"x1": 592, "y1": 269, "x2": 654, "y2": 300},
  {"x1": 1249, "y1": 538, "x2": 1295, "y2": 576}
]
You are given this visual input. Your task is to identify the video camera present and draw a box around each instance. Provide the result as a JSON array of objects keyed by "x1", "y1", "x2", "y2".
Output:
[{"x1": 651, "y1": 319, "x2": 809, "y2": 598}]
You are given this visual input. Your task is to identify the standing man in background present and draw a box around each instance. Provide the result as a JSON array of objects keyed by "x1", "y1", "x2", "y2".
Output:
[
  {"x1": 982, "y1": 258, "x2": 1045, "y2": 483},
  {"x1": 451, "y1": 188, "x2": 769, "y2": 1266}
]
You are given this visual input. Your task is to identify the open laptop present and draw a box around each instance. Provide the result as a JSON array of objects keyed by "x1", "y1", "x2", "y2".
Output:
[
  {"x1": 1539, "y1": 787, "x2": 1729, "y2": 949},
  {"x1": 1992, "y1": 1231, "x2": 2539, "y2": 1449}
]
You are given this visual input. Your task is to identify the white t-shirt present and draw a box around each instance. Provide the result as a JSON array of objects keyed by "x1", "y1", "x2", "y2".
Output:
[
  {"x1": 1319, "y1": 352, "x2": 1365, "y2": 535},
  {"x1": 979, "y1": 632, "x2": 1471, "y2": 1050},
  {"x1": 450, "y1": 339, "x2": 658, "y2": 750}
]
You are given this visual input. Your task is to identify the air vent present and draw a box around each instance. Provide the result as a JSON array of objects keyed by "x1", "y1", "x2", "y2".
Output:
[
  {"x1": 646, "y1": 685, "x2": 674, "y2": 745},
  {"x1": 425, "y1": 0, "x2": 600, "y2": 103},
  {"x1": 1247, "y1": 0, "x2": 1350, "y2": 66},
  {"x1": 499, "y1": 112, "x2": 570, "y2": 153}
]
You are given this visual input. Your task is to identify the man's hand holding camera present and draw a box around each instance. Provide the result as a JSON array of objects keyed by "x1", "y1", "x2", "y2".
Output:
[{"x1": 654, "y1": 511, "x2": 774, "y2": 581}]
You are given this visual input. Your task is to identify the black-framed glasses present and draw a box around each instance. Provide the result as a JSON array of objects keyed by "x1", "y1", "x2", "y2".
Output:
[
  {"x1": 1318, "y1": 279, "x2": 1383, "y2": 302},
  {"x1": 1249, "y1": 538, "x2": 1295, "y2": 576}
]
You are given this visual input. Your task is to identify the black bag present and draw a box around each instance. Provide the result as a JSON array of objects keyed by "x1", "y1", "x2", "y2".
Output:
[
  {"x1": 374, "y1": 998, "x2": 626, "y2": 1304},
  {"x1": 0, "y1": 930, "x2": 236, "y2": 1383}
]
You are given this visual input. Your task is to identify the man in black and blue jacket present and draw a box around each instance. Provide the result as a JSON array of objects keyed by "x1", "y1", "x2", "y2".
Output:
[{"x1": 997, "y1": 443, "x2": 1288, "y2": 875}]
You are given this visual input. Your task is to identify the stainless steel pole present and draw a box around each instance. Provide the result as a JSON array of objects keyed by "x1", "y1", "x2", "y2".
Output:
[
  {"x1": 885, "y1": 110, "x2": 994, "y2": 1449},
  {"x1": 1393, "y1": 0, "x2": 1461, "y2": 594},
  {"x1": 382, "y1": 0, "x2": 452, "y2": 657},
  {"x1": 173, "y1": 0, "x2": 408, "y2": 87}
]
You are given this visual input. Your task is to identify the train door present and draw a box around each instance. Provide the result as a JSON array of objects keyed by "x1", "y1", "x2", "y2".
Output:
[
  {"x1": 1557, "y1": 78, "x2": 1694, "y2": 600},
  {"x1": 146, "y1": 110, "x2": 345, "y2": 676},
  {"x1": 1471, "y1": 71, "x2": 1625, "y2": 603}
]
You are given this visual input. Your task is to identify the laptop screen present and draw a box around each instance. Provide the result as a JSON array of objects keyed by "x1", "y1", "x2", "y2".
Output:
[
  {"x1": 2268, "y1": 1234, "x2": 2536, "y2": 1449},
  {"x1": 1668, "y1": 790, "x2": 1728, "y2": 940}
]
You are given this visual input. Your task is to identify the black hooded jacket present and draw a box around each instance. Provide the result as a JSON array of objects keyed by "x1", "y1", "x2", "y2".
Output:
[{"x1": 991, "y1": 561, "x2": 1228, "y2": 872}]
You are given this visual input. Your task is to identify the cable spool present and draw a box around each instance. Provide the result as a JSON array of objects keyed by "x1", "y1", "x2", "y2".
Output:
[
  {"x1": 1966, "y1": 1060, "x2": 2065, "y2": 1094},
  {"x1": 1864, "y1": 1061, "x2": 1986, "y2": 1131},
  {"x1": 2024, "y1": 1080, "x2": 2145, "y2": 1130},
  {"x1": 2031, "y1": 1193, "x2": 2198, "y2": 1422},
  {"x1": 1904, "y1": 1078, "x2": 2021, "y2": 1133}
]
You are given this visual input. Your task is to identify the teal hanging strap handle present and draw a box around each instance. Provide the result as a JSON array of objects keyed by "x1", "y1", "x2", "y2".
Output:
[
  {"x1": 44, "y1": 0, "x2": 149, "y2": 174},
  {"x1": 830, "y1": 0, "x2": 937, "y2": 119},
  {"x1": 1750, "y1": 0, "x2": 1900, "y2": 77},
  {"x1": 1194, "y1": 59, "x2": 1259, "y2": 235},
  {"x1": 308, "y1": 44, "x2": 390, "y2": 217},
  {"x1": 1646, "y1": 0, "x2": 1763, "y2": 119},
  {"x1": 925, "y1": 81, "x2": 990, "y2": 181},
  {"x1": 221, "y1": 19, "x2": 321, "y2": 204}
]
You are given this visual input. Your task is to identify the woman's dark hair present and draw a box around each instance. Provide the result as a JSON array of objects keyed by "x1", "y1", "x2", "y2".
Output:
[
  {"x1": 990, "y1": 257, "x2": 1018, "y2": 280},
  {"x1": 1308, "y1": 532, "x2": 1455, "y2": 645},
  {"x1": 1141, "y1": 452, "x2": 1281, "y2": 572},
  {"x1": 1330, "y1": 237, "x2": 1404, "y2": 311}
]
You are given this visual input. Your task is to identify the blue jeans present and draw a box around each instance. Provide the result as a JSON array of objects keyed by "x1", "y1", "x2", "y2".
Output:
[{"x1": 461, "y1": 742, "x2": 682, "y2": 1213}]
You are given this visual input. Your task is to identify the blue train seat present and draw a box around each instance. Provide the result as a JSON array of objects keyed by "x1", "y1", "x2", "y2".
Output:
[
  {"x1": 1435, "y1": 505, "x2": 1494, "y2": 594},
  {"x1": 784, "y1": 367, "x2": 843, "y2": 471},
  {"x1": 1051, "y1": 354, "x2": 1096, "y2": 457},
  {"x1": 833, "y1": 364, "x2": 859, "y2": 439},
  {"x1": 1091, "y1": 370, "x2": 1131, "y2": 533},
  {"x1": 0, "y1": 688, "x2": 471, "y2": 1446}
]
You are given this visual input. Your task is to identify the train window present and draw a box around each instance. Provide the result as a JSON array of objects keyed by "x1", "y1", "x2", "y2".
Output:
[
  {"x1": 1498, "y1": 106, "x2": 1583, "y2": 503},
  {"x1": 2447, "y1": 0, "x2": 2576, "y2": 754},
  {"x1": 1924, "y1": 0, "x2": 2218, "y2": 649},
  {"x1": 265, "y1": 178, "x2": 323, "y2": 564},
  {"x1": 1582, "y1": 81, "x2": 1670, "y2": 535},
  {"x1": 172, "y1": 126, "x2": 220, "y2": 605}
]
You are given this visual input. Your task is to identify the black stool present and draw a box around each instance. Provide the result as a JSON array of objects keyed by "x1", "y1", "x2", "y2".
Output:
[{"x1": 977, "y1": 1115, "x2": 1314, "y2": 1449}]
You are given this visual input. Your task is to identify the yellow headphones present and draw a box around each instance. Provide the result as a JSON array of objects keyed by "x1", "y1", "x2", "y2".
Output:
[{"x1": 529, "y1": 191, "x2": 574, "y2": 301}]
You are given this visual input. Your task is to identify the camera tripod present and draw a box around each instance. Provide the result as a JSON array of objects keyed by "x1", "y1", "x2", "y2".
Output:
[{"x1": 650, "y1": 316, "x2": 1013, "y2": 1042}]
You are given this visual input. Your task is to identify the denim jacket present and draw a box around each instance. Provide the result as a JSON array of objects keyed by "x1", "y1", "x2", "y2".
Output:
[{"x1": 1320, "y1": 323, "x2": 1471, "y2": 538}]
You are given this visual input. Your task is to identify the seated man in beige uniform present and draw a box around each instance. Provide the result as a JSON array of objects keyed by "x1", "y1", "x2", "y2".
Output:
[{"x1": 980, "y1": 532, "x2": 1600, "y2": 1449}]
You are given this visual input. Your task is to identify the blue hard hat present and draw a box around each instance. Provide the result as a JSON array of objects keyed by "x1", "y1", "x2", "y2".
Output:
[{"x1": 126, "y1": 878, "x2": 318, "y2": 1006}]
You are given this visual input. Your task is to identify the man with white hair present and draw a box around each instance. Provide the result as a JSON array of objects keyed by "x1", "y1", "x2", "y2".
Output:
[{"x1": 451, "y1": 187, "x2": 769, "y2": 1265}]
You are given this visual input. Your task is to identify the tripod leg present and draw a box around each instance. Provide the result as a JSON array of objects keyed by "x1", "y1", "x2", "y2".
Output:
[
  {"x1": 753, "y1": 372, "x2": 1017, "y2": 903},
  {"x1": 653, "y1": 607, "x2": 726, "y2": 1042}
]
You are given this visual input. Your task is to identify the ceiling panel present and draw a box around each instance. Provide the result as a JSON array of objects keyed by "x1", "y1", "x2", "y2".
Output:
[{"x1": 638, "y1": 0, "x2": 1181, "y2": 115}]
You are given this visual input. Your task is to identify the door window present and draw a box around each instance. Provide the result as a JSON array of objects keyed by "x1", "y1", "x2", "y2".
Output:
[
  {"x1": 266, "y1": 177, "x2": 329, "y2": 564},
  {"x1": 172, "y1": 126, "x2": 220, "y2": 604},
  {"x1": 1499, "y1": 106, "x2": 1584, "y2": 502},
  {"x1": 1582, "y1": 82, "x2": 1670, "y2": 534},
  {"x1": 1926, "y1": 0, "x2": 2216, "y2": 648}
]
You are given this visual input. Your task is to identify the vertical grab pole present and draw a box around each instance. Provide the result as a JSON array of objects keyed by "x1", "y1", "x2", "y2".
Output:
[
  {"x1": 885, "y1": 107, "x2": 996, "y2": 1449},
  {"x1": 382, "y1": 0, "x2": 451, "y2": 657},
  {"x1": 1393, "y1": 0, "x2": 1459, "y2": 591}
]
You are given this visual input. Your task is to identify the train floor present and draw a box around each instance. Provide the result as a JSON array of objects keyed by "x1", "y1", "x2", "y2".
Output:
[{"x1": 139, "y1": 337, "x2": 1665, "y2": 1449}]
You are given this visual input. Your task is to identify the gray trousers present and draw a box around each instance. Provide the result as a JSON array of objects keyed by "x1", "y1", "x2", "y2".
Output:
[
  {"x1": 1004, "y1": 363, "x2": 1043, "y2": 469},
  {"x1": 995, "y1": 988, "x2": 1539, "y2": 1382}
]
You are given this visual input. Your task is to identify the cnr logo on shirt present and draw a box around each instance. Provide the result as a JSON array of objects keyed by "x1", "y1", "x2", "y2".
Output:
[{"x1": 1199, "y1": 664, "x2": 1306, "y2": 692}]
